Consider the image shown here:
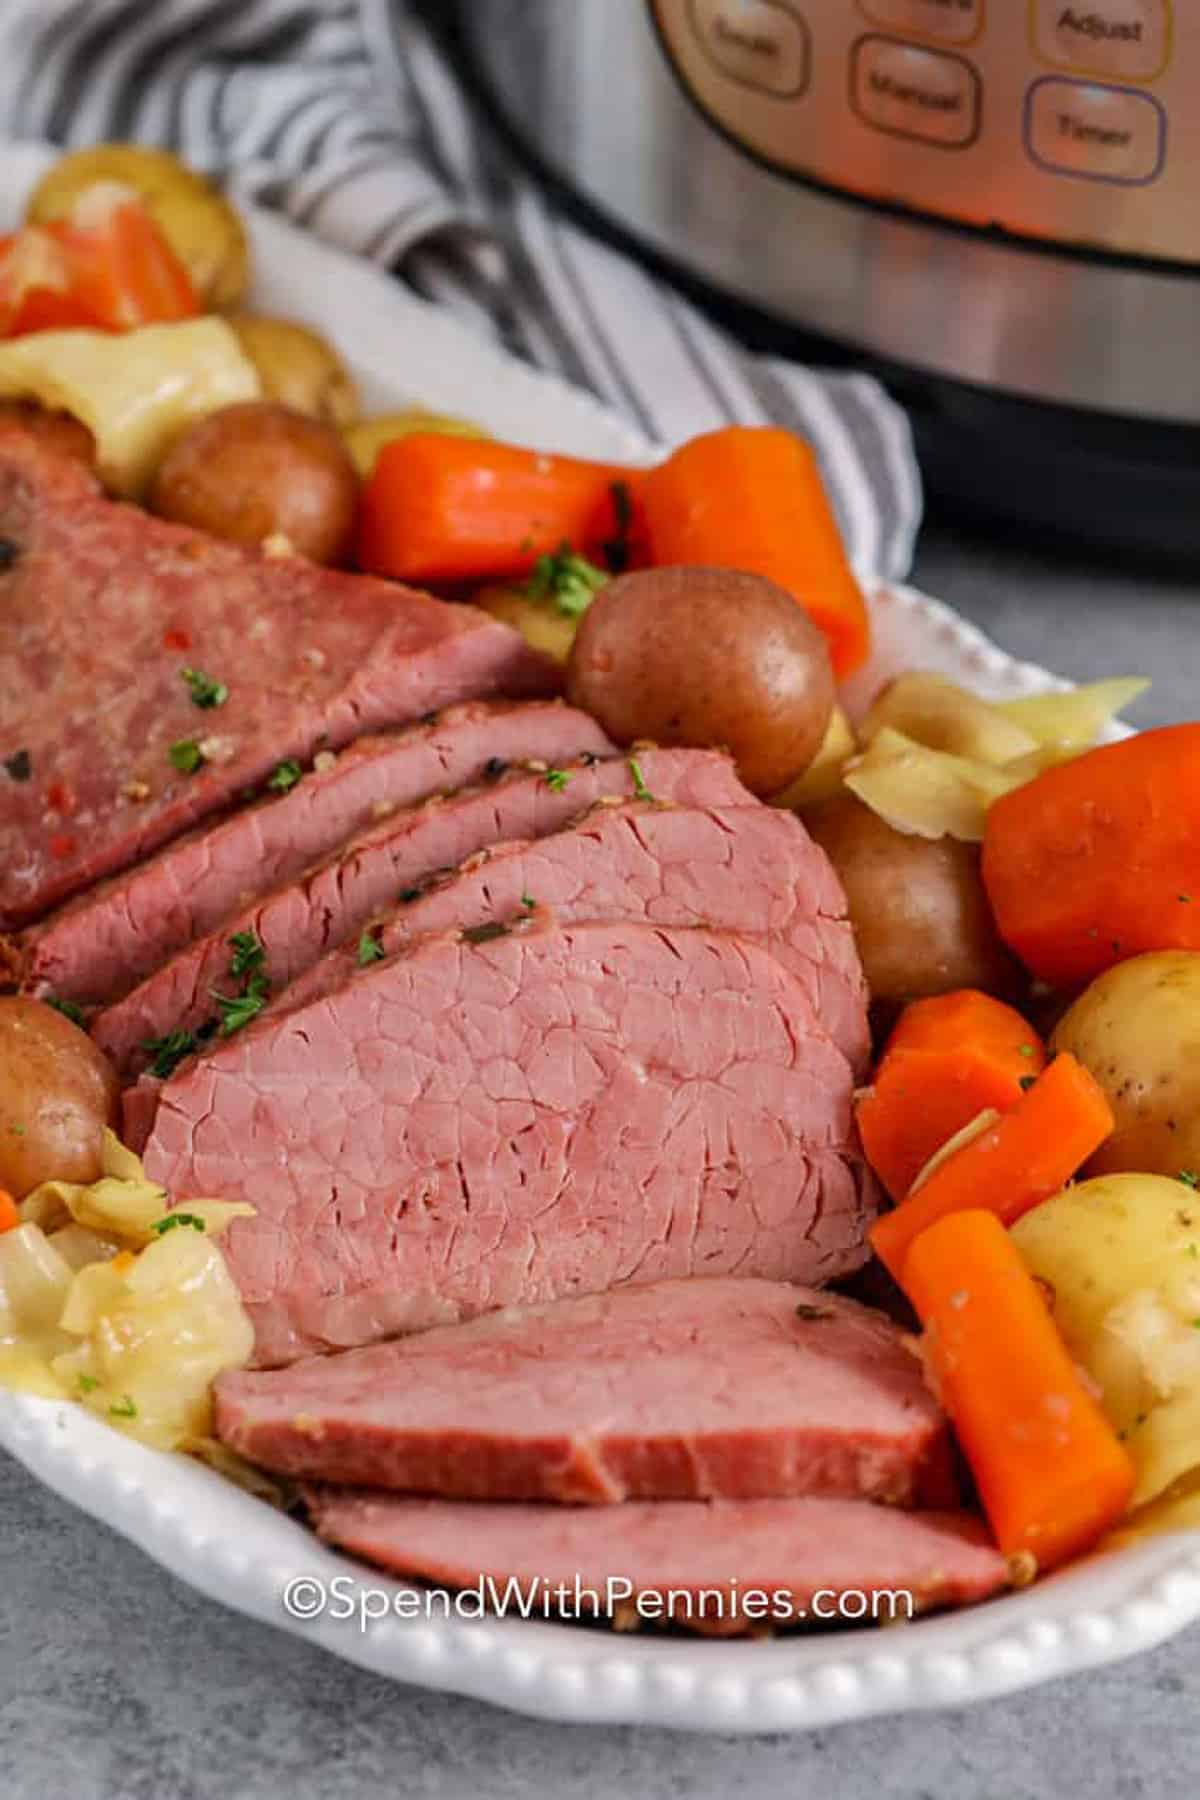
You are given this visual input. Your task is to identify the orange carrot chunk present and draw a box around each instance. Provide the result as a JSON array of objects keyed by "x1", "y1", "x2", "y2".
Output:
[
  {"x1": 0, "y1": 1189, "x2": 19, "y2": 1233},
  {"x1": 857, "y1": 990, "x2": 1046, "y2": 1203},
  {"x1": 638, "y1": 426, "x2": 871, "y2": 678},
  {"x1": 51, "y1": 190, "x2": 198, "y2": 331},
  {"x1": 982, "y1": 724, "x2": 1200, "y2": 989},
  {"x1": 869, "y1": 1053, "x2": 1114, "y2": 1283},
  {"x1": 356, "y1": 434, "x2": 641, "y2": 586},
  {"x1": 903, "y1": 1210, "x2": 1135, "y2": 1569}
]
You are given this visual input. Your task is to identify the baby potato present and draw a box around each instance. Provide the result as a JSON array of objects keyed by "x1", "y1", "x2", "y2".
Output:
[
  {"x1": 566, "y1": 566, "x2": 835, "y2": 797},
  {"x1": 1053, "y1": 952, "x2": 1200, "y2": 1180},
  {"x1": 805, "y1": 792, "x2": 1019, "y2": 1013},
  {"x1": 27, "y1": 144, "x2": 249, "y2": 310},
  {"x1": 149, "y1": 400, "x2": 359, "y2": 566},
  {"x1": 229, "y1": 315, "x2": 358, "y2": 428},
  {"x1": 0, "y1": 399, "x2": 95, "y2": 467},
  {"x1": 0, "y1": 998, "x2": 118, "y2": 1199},
  {"x1": 1013, "y1": 1174, "x2": 1200, "y2": 1507},
  {"x1": 343, "y1": 410, "x2": 485, "y2": 480}
]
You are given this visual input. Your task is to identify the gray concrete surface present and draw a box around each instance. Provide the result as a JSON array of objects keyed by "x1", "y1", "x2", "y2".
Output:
[{"x1": 2, "y1": 519, "x2": 1198, "y2": 1800}]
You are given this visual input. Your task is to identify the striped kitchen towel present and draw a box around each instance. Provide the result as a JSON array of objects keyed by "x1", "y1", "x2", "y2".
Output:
[{"x1": 0, "y1": 0, "x2": 922, "y2": 580}]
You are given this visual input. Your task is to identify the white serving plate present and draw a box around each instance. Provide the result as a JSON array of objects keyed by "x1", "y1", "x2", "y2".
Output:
[{"x1": 2, "y1": 139, "x2": 1194, "y2": 1734}]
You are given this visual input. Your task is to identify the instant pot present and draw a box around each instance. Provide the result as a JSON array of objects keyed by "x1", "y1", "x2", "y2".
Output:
[{"x1": 442, "y1": 0, "x2": 1200, "y2": 555}]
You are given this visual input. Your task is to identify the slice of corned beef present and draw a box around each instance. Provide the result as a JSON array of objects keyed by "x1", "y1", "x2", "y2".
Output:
[
  {"x1": 298, "y1": 800, "x2": 868, "y2": 1074},
  {"x1": 140, "y1": 912, "x2": 876, "y2": 1366},
  {"x1": 304, "y1": 1489, "x2": 1010, "y2": 1634},
  {"x1": 98, "y1": 748, "x2": 754, "y2": 1079},
  {"x1": 0, "y1": 424, "x2": 557, "y2": 928},
  {"x1": 17, "y1": 701, "x2": 612, "y2": 1008},
  {"x1": 215, "y1": 1278, "x2": 953, "y2": 1506}
]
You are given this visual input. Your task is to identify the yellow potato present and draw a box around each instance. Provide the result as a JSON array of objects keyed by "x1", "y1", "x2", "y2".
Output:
[
  {"x1": 1052, "y1": 952, "x2": 1200, "y2": 1180},
  {"x1": 27, "y1": 144, "x2": 249, "y2": 310},
  {"x1": 1013, "y1": 1173, "x2": 1200, "y2": 1507},
  {"x1": 344, "y1": 409, "x2": 485, "y2": 479},
  {"x1": 860, "y1": 673, "x2": 1038, "y2": 766},
  {"x1": 771, "y1": 706, "x2": 856, "y2": 811},
  {"x1": 229, "y1": 315, "x2": 358, "y2": 427}
]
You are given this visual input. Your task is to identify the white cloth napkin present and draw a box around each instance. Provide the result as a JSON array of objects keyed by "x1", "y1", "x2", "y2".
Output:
[{"x1": 0, "y1": 0, "x2": 923, "y2": 580}]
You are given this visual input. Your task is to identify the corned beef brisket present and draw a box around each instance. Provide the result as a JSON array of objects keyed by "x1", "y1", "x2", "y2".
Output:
[
  {"x1": 215, "y1": 1278, "x2": 952, "y2": 1505},
  {"x1": 141, "y1": 912, "x2": 877, "y2": 1366},
  {"x1": 16, "y1": 701, "x2": 612, "y2": 1007},
  {"x1": 0, "y1": 424, "x2": 556, "y2": 928}
]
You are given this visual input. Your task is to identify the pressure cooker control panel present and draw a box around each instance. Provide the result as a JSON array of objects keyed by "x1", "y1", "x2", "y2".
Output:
[{"x1": 650, "y1": 1, "x2": 1195, "y2": 260}]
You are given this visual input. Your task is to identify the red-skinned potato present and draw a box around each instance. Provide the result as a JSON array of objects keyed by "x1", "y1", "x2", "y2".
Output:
[
  {"x1": 149, "y1": 401, "x2": 359, "y2": 566},
  {"x1": 566, "y1": 566, "x2": 835, "y2": 797},
  {"x1": 0, "y1": 998, "x2": 119, "y2": 1198},
  {"x1": 805, "y1": 793, "x2": 1020, "y2": 1018}
]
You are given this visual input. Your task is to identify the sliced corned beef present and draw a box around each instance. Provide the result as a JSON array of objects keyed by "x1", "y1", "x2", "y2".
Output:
[
  {"x1": 140, "y1": 913, "x2": 876, "y2": 1366},
  {"x1": 304, "y1": 1489, "x2": 1010, "y2": 1635},
  {"x1": 291, "y1": 800, "x2": 868, "y2": 1074},
  {"x1": 215, "y1": 1278, "x2": 952, "y2": 1505},
  {"x1": 97, "y1": 748, "x2": 754, "y2": 1079},
  {"x1": 0, "y1": 424, "x2": 556, "y2": 928},
  {"x1": 15, "y1": 701, "x2": 612, "y2": 1008}
]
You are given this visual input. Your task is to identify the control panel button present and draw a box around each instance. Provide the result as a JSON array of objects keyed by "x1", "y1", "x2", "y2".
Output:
[
  {"x1": 1025, "y1": 77, "x2": 1165, "y2": 183},
  {"x1": 1031, "y1": 1, "x2": 1171, "y2": 83},
  {"x1": 858, "y1": 0, "x2": 983, "y2": 47},
  {"x1": 688, "y1": 0, "x2": 811, "y2": 98},
  {"x1": 850, "y1": 37, "x2": 982, "y2": 146}
]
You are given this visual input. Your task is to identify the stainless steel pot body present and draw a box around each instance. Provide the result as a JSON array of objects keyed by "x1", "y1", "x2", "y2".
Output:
[{"x1": 453, "y1": 0, "x2": 1200, "y2": 424}]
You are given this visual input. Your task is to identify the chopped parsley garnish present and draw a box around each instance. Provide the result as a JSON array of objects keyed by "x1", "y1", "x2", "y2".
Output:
[
  {"x1": 1018, "y1": 1075, "x2": 1037, "y2": 1092},
  {"x1": 76, "y1": 1373, "x2": 99, "y2": 1394},
  {"x1": 211, "y1": 932, "x2": 271, "y2": 1036},
  {"x1": 1179, "y1": 1170, "x2": 1200, "y2": 1189},
  {"x1": 3, "y1": 748, "x2": 31, "y2": 781},
  {"x1": 109, "y1": 1395, "x2": 138, "y2": 1419},
  {"x1": 521, "y1": 893, "x2": 536, "y2": 911},
  {"x1": 526, "y1": 543, "x2": 608, "y2": 617},
  {"x1": 357, "y1": 931, "x2": 385, "y2": 967},
  {"x1": 143, "y1": 1028, "x2": 198, "y2": 1079},
  {"x1": 229, "y1": 930, "x2": 266, "y2": 980},
  {"x1": 1018, "y1": 1043, "x2": 1035, "y2": 1058},
  {"x1": 151, "y1": 1213, "x2": 206, "y2": 1235},
  {"x1": 628, "y1": 756, "x2": 654, "y2": 803},
  {"x1": 602, "y1": 479, "x2": 636, "y2": 573},
  {"x1": 181, "y1": 668, "x2": 228, "y2": 710},
  {"x1": 169, "y1": 738, "x2": 205, "y2": 775},
  {"x1": 211, "y1": 969, "x2": 270, "y2": 1037},
  {"x1": 463, "y1": 922, "x2": 510, "y2": 945},
  {"x1": 267, "y1": 759, "x2": 303, "y2": 794},
  {"x1": 46, "y1": 995, "x2": 87, "y2": 1029},
  {"x1": 543, "y1": 768, "x2": 573, "y2": 792}
]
